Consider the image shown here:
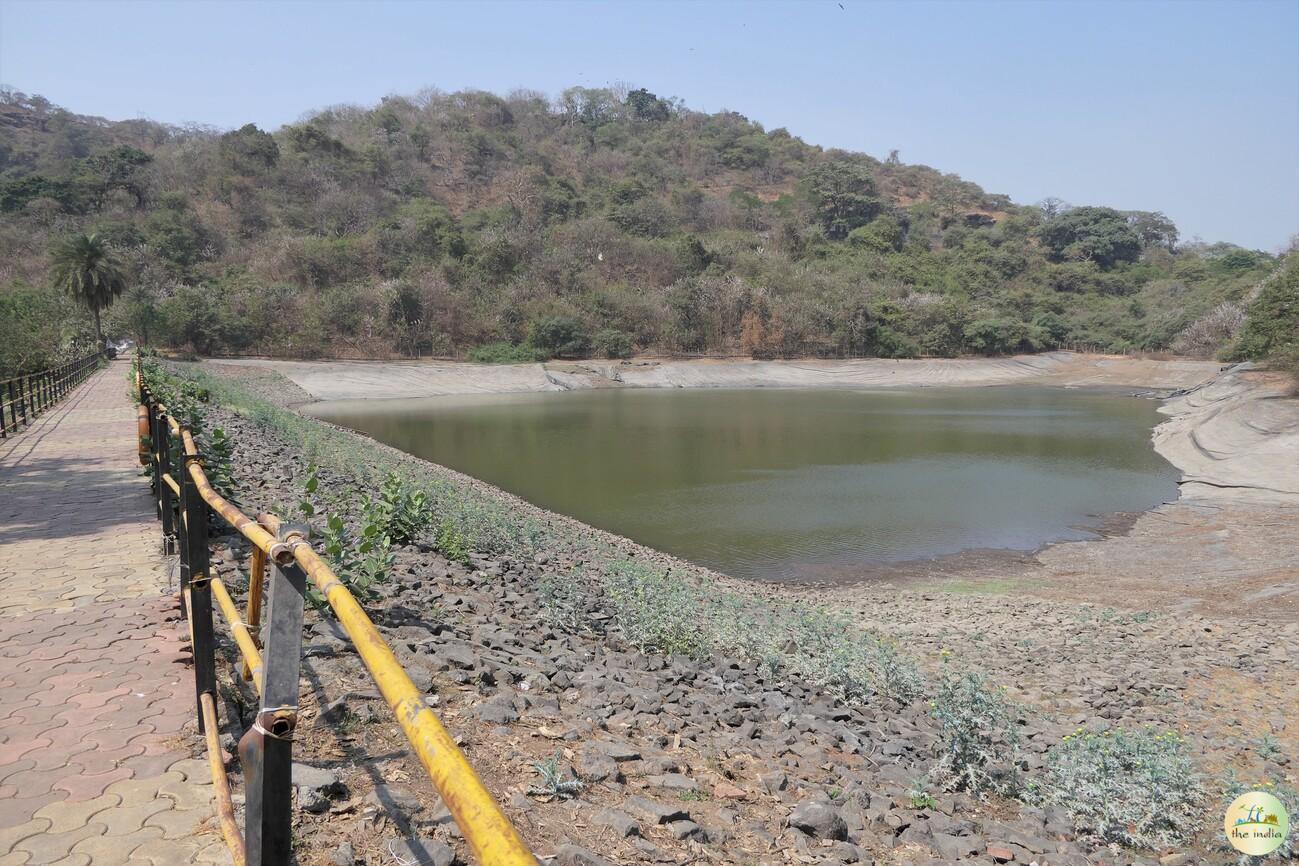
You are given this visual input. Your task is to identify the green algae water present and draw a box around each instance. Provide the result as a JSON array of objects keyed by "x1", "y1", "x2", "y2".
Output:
[{"x1": 307, "y1": 387, "x2": 1179, "y2": 582}]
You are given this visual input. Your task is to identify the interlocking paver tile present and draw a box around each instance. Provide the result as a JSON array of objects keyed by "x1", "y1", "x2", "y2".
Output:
[
  {"x1": 141, "y1": 804, "x2": 207, "y2": 840},
  {"x1": 72, "y1": 828, "x2": 164, "y2": 862},
  {"x1": 96, "y1": 799, "x2": 171, "y2": 838},
  {"x1": 0, "y1": 819, "x2": 50, "y2": 853},
  {"x1": 102, "y1": 772, "x2": 185, "y2": 808},
  {"x1": 0, "y1": 364, "x2": 225, "y2": 863},
  {"x1": 12, "y1": 822, "x2": 104, "y2": 864},
  {"x1": 0, "y1": 794, "x2": 62, "y2": 825},
  {"x1": 50, "y1": 762, "x2": 133, "y2": 802},
  {"x1": 33, "y1": 794, "x2": 122, "y2": 833}
]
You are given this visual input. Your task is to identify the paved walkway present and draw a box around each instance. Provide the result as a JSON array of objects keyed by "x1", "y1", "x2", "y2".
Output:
[{"x1": 0, "y1": 361, "x2": 229, "y2": 865}]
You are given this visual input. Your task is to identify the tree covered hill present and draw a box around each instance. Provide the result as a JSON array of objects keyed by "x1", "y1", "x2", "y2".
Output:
[{"x1": 0, "y1": 85, "x2": 1282, "y2": 372}]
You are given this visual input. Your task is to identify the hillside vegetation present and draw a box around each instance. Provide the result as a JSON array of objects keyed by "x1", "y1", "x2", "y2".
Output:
[{"x1": 0, "y1": 85, "x2": 1287, "y2": 375}]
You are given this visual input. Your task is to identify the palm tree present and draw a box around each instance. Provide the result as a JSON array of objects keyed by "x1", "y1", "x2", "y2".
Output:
[{"x1": 50, "y1": 233, "x2": 127, "y2": 348}]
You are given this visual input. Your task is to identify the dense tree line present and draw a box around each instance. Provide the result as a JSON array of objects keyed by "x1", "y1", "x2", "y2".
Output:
[{"x1": 0, "y1": 85, "x2": 1284, "y2": 376}]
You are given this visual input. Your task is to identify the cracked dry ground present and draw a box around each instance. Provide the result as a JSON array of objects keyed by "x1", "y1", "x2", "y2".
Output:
[
  {"x1": 196, "y1": 385, "x2": 1297, "y2": 866},
  {"x1": 0, "y1": 362, "x2": 230, "y2": 865}
]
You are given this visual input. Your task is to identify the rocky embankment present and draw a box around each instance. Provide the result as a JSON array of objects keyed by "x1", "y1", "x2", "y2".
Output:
[
  {"x1": 210, "y1": 352, "x2": 1224, "y2": 402},
  {"x1": 185, "y1": 360, "x2": 1297, "y2": 866}
]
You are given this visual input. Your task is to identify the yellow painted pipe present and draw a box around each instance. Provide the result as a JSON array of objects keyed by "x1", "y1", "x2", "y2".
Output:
[
  {"x1": 200, "y1": 691, "x2": 247, "y2": 866},
  {"x1": 242, "y1": 547, "x2": 266, "y2": 681},
  {"x1": 162, "y1": 473, "x2": 180, "y2": 497},
  {"x1": 136, "y1": 404, "x2": 151, "y2": 465},
  {"x1": 211, "y1": 576, "x2": 264, "y2": 695},
  {"x1": 182, "y1": 453, "x2": 278, "y2": 557},
  {"x1": 259, "y1": 514, "x2": 536, "y2": 866}
]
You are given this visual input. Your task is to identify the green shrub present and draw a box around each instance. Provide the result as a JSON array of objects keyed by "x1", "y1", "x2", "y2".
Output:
[
  {"x1": 201, "y1": 427, "x2": 236, "y2": 502},
  {"x1": 1223, "y1": 255, "x2": 1299, "y2": 378},
  {"x1": 929, "y1": 671, "x2": 1020, "y2": 796},
  {"x1": 1032, "y1": 728, "x2": 1204, "y2": 850},
  {"x1": 604, "y1": 562, "x2": 710, "y2": 657},
  {"x1": 467, "y1": 341, "x2": 544, "y2": 364},
  {"x1": 592, "y1": 328, "x2": 634, "y2": 359},
  {"x1": 434, "y1": 519, "x2": 471, "y2": 564},
  {"x1": 963, "y1": 318, "x2": 1040, "y2": 355},
  {"x1": 528, "y1": 316, "x2": 591, "y2": 359},
  {"x1": 537, "y1": 571, "x2": 592, "y2": 634},
  {"x1": 363, "y1": 472, "x2": 431, "y2": 544}
]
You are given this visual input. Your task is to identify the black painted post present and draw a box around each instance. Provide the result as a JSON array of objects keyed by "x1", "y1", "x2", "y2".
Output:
[
  {"x1": 239, "y1": 523, "x2": 307, "y2": 866},
  {"x1": 180, "y1": 426, "x2": 216, "y2": 733},
  {"x1": 18, "y1": 377, "x2": 28, "y2": 427},
  {"x1": 7, "y1": 381, "x2": 16, "y2": 431},
  {"x1": 156, "y1": 412, "x2": 176, "y2": 554},
  {"x1": 146, "y1": 399, "x2": 160, "y2": 509}
]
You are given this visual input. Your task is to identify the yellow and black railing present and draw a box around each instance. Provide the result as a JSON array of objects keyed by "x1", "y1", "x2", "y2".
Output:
[
  {"x1": 0, "y1": 350, "x2": 105, "y2": 438},
  {"x1": 137, "y1": 365, "x2": 535, "y2": 866}
]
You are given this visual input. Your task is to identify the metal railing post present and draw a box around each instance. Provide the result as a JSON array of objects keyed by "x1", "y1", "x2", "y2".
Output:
[
  {"x1": 181, "y1": 426, "x2": 217, "y2": 733},
  {"x1": 156, "y1": 412, "x2": 177, "y2": 554},
  {"x1": 18, "y1": 376, "x2": 28, "y2": 427},
  {"x1": 239, "y1": 523, "x2": 307, "y2": 866},
  {"x1": 146, "y1": 398, "x2": 160, "y2": 512}
]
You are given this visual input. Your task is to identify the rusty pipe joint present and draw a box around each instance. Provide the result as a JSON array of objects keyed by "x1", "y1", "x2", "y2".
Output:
[
  {"x1": 254, "y1": 706, "x2": 298, "y2": 741},
  {"x1": 270, "y1": 521, "x2": 311, "y2": 565}
]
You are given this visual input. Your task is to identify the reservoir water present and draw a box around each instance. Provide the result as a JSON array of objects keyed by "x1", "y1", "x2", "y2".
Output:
[{"x1": 307, "y1": 387, "x2": 1180, "y2": 581}]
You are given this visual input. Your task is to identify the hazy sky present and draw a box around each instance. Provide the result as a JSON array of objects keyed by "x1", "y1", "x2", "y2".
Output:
[{"x1": 2, "y1": 0, "x2": 1296, "y2": 250}]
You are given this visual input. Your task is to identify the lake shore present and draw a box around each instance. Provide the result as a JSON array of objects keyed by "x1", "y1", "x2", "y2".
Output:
[
  {"x1": 207, "y1": 351, "x2": 1299, "y2": 619},
  {"x1": 186, "y1": 354, "x2": 1299, "y2": 864},
  {"x1": 216, "y1": 350, "x2": 1224, "y2": 401}
]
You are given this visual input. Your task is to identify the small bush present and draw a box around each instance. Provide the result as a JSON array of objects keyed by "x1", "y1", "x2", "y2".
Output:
[
  {"x1": 199, "y1": 427, "x2": 236, "y2": 501},
  {"x1": 604, "y1": 562, "x2": 710, "y2": 657},
  {"x1": 528, "y1": 316, "x2": 591, "y2": 360},
  {"x1": 1223, "y1": 255, "x2": 1299, "y2": 370},
  {"x1": 434, "y1": 519, "x2": 470, "y2": 564},
  {"x1": 592, "y1": 328, "x2": 634, "y2": 359},
  {"x1": 1032, "y1": 728, "x2": 1204, "y2": 850},
  {"x1": 929, "y1": 671, "x2": 1020, "y2": 796},
  {"x1": 314, "y1": 511, "x2": 389, "y2": 607},
  {"x1": 467, "y1": 341, "x2": 545, "y2": 364},
  {"x1": 537, "y1": 571, "x2": 593, "y2": 634},
  {"x1": 769, "y1": 605, "x2": 925, "y2": 704},
  {"x1": 526, "y1": 750, "x2": 582, "y2": 800},
  {"x1": 363, "y1": 471, "x2": 431, "y2": 544}
]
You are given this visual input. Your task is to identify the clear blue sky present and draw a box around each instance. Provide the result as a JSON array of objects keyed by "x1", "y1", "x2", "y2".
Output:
[{"x1": 2, "y1": 0, "x2": 1296, "y2": 250}]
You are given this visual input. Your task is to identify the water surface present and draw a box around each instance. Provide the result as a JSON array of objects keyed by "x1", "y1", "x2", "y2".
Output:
[{"x1": 308, "y1": 387, "x2": 1179, "y2": 581}]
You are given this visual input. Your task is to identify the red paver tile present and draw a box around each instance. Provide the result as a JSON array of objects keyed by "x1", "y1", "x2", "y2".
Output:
[{"x1": 0, "y1": 364, "x2": 223, "y2": 862}]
